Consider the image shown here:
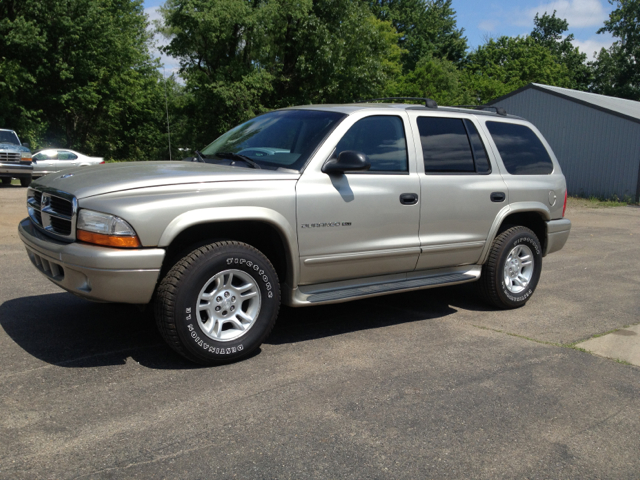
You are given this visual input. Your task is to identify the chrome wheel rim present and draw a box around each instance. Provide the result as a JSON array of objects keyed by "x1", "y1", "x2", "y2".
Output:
[
  {"x1": 197, "y1": 269, "x2": 261, "y2": 342},
  {"x1": 503, "y1": 244, "x2": 534, "y2": 294}
]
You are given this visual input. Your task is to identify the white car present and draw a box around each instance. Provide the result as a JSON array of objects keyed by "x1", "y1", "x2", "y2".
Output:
[{"x1": 32, "y1": 149, "x2": 104, "y2": 178}]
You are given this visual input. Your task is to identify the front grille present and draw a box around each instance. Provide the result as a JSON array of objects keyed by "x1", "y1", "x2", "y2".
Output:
[
  {"x1": 0, "y1": 152, "x2": 21, "y2": 162},
  {"x1": 50, "y1": 216, "x2": 72, "y2": 235},
  {"x1": 26, "y1": 249, "x2": 65, "y2": 280},
  {"x1": 27, "y1": 187, "x2": 77, "y2": 241},
  {"x1": 50, "y1": 196, "x2": 73, "y2": 217}
]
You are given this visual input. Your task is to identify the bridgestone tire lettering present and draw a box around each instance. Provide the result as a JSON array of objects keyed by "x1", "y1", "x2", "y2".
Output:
[
  {"x1": 480, "y1": 226, "x2": 543, "y2": 309},
  {"x1": 155, "y1": 241, "x2": 281, "y2": 366}
]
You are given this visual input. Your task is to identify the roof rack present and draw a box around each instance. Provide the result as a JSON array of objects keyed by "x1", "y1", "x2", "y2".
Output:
[
  {"x1": 453, "y1": 105, "x2": 507, "y2": 116},
  {"x1": 357, "y1": 97, "x2": 438, "y2": 109}
]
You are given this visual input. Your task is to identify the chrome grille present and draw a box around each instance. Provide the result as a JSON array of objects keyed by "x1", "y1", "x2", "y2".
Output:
[
  {"x1": 0, "y1": 152, "x2": 21, "y2": 162},
  {"x1": 27, "y1": 187, "x2": 77, "y2": 241}
]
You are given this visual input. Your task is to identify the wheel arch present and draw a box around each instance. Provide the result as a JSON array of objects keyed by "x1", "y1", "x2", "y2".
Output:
[
  {"x1": 158, "y1": 207, "x2": 299, "y2": 288},
  {"x1": 480, "y1": 202, "x2": 550, "y2": 264}
]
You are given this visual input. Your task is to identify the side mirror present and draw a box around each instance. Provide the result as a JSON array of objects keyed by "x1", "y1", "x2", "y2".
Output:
[
  {"x1": 322, "y1": 150, "x2": 371, "y2": 174},
  {"x1": 22, "y1": 143, "x2": 30, "y2": 150}
]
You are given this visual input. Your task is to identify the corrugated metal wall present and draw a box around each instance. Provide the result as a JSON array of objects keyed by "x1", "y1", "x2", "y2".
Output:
[{"x1": 488, "y1": 88, "x2": 640, "y2": 200}]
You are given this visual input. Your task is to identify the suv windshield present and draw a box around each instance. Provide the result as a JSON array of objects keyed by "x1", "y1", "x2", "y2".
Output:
[
  {"x1": 200, "y1": 110, "x2": 345, "y2": 171},
  {"x1": 0, "y1": 130, "x2": 20, "y2": 145}
]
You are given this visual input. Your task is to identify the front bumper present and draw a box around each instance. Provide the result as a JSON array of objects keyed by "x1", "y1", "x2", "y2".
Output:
[
  {"x1": 18, "y1": 218, "x2": 165, "y2": 304},
  {"x1": 0, "y1": 162, "x2": 32, "y2": 178},
  {"x1": 545, "y1": 218, "x2": 571, "y2": 255}
]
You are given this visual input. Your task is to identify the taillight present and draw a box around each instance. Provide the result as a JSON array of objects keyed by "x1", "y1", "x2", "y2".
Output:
[
  {"x1": 562, "y1": 190, "x2": 567, "y2": 217},
  {"x1": 99, "y1": 161, "x2": 105, "y2": 164}
]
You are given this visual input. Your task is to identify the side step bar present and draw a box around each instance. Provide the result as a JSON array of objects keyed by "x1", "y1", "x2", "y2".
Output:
[{"x1": 291, "y1": 267, "x2": 481, "y2": 306}]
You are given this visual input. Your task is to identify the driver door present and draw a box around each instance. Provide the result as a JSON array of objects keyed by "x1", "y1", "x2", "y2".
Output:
[{"x1": 296, "y1": 112, "x2": 421, "y2": 285}]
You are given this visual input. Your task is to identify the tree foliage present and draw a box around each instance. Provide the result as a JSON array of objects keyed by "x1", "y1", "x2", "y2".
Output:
[
  {"x1": 160, "y1": 0, "x2": 402, "y2": 147},
  {"x1": 0, "y1": 0, "x2": 167, "y2": 159},
  {"x1": 463, "y1": 36, "x2": 573, "y2": 104},
  {"x1": 530, "y1": 11, "x2": 591, "y2": 90},
  {"x1": 369, "y1": 0, "x2": 467, "y2": 72},
  {"x1": 590, "y1": 0, "x2": 640, "y2": 100}
]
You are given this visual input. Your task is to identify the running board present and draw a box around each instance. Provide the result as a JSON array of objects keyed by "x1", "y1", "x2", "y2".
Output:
[{"x1": 290, "y1": 267, "x2": 481, "y2": 306}]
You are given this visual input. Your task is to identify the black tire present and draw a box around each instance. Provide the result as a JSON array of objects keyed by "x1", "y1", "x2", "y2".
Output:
[
  {"x1": 1, "y1": 177, "x2": 11, "y2": 185},
  {"x1": 19, "y1": 177, "x2": 31, "y2": 187},
  {"x1": 155, "y1": 241, "x2": 280, "y2": 365},
  {"x1": 480, "y1": 226, "x2": 543, "y2": 309}
]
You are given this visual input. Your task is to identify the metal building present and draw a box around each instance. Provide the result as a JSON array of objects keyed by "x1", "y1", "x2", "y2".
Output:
[{"x1": 486, "y1": 83, "x2": 640, "y2": 202}]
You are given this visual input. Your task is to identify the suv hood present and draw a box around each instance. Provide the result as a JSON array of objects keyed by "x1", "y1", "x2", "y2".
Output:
[{"x1": 32, "y1": 161, "x2": 299, "y2": 199}]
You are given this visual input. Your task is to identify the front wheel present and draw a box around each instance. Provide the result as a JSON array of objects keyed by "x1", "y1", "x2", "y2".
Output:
[
  {"x1": 155, "y1": 241, "x2": 281, "y2": 365},
  {"x1": 20, "y1": 177, "x2": 32, "y2": 187},
  {"x1": 480, "y1": 226, "x2": 543, "y2": 309}
]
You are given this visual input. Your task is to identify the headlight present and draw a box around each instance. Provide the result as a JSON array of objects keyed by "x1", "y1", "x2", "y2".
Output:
[
  {"x1": 77, "y1": 209, "x2": 141, "y2": 248},
  {"x1": 21, "y1": 152, "x2": 32, "y2": 162}
]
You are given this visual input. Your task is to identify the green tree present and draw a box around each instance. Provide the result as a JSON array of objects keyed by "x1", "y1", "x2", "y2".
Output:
[
  {"x1": 369, "y1": 0, "x2": 467, "y2": 72},
  {"x1": 530, "y1": 11, "x2": 591, "y2": 90},
  {"x1": 0, "y1": 0, "x2": 167, "y2": 159},
  {"x1": 393, "y1": 55, "x2": 471, "y2": 105},
  {"x1": 160, "y1": 0, "x2": 402, "y2": 148},
  {"x1": 590, "y1": 0, "x2": 640, "y2": 100},
  {"x1": 464, "y1": 36, "x2": 573, "y2": 104}
]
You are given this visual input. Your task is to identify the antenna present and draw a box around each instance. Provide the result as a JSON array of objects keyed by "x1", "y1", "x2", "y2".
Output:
[{"x1": 163, "y1": 66, "x2": 172, "y2": 160}]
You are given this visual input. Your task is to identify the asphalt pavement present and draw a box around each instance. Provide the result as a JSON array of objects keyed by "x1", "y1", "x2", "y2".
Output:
[{"x1": 1, "y1": 184, "x2": 639, "y2": 479}]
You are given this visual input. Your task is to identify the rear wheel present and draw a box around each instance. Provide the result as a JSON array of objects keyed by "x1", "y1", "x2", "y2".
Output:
[
  {"x1": 155, "y1": 241, "x2": 280, "y2": 365},
  {"x1": 480, "y1": 226, "x2": 542, "y2": 309}
]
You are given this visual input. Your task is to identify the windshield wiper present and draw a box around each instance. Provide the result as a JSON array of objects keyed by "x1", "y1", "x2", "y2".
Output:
[
  {"x1": 214, "y1": 152, "x2": 262, "y2": 169},
  {"x1": 195, "y1": 150, "x2": 206, "y2": 162}
]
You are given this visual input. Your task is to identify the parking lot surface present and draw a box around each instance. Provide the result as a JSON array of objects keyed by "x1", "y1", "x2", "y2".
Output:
[{"x1": 1, "y1": 184, "x2": 639, "y2": 479}]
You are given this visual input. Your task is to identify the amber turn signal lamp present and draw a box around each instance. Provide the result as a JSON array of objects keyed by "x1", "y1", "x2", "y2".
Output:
[{"x1": 77, "y1": 229, "x2": 141, "y2": 248}]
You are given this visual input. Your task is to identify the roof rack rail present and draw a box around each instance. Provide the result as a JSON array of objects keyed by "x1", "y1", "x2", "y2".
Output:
[
  {"x1": 357, "y1": 97, "x2": 438, "y2": 109},
  {"x1": 453, "y1": 105, "x2": 507, "y2": 116}
]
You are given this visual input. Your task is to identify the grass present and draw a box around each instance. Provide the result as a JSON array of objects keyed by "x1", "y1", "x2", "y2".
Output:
[
  {"x1": 568, "y1": 195, "x2": 638, "y2": 208},
  {"x1": 473, "y1": 322, "x2": 640, "y2": 368}
]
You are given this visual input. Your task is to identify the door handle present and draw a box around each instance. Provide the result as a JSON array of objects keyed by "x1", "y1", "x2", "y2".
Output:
[
  {"x1": 490, "y1": 192, "x2": 506, "y2": 202},
  {"x1": 400, "y1": 193, "x2": 419, "y2": 205}
]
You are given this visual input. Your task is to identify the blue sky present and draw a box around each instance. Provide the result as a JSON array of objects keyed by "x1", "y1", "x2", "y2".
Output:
[{"x1": 144, "y1": 0, "x2": 617, "y2": 76}]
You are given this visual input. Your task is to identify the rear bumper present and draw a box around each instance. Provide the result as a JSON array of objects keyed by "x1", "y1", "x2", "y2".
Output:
[
  {"x1": 18, "y1": 218, "x2": 165, "y2": 304},
  {"x1": 545, "y1": 218, "x2": 571, "y2": 256},
  {"x1": 0, "y1": 162, "x2": 32, "y2": 177}
]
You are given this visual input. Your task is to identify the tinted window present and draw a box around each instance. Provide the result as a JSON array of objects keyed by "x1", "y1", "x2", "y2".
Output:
[
  {"x1": 335, "y1": 116, "x2": 408, "y2": 172},
  {"x1": 464, "y1": 120, "x2": 491, "y2": 174},
  {"x1": 418, "y1": 117, "x2": 475, "y2": 173},
  {"x1": 487, "y1": 122, "x2": 554, "y2": 175}
]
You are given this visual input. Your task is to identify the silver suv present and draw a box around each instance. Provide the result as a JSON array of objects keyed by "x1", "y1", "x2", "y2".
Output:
[{"x1": 18, "y1": 100, "x2": 571, "y2": 365}]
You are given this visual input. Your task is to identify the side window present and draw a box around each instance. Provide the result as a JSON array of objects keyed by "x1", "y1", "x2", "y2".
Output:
[
  {"x1": 334, "y1": 116, "x2": 408, "y2": 172},
  {"x1": 33, "y1": 150, "x2": 58, "y2": 160},
  {"x1": 417, "y1": 117, "x2": 490, "y2": 174},
  {"x1": 486, "y1": 122, "x2": 554, "y2": 175},
  {"x1": 58, "y1": 151, "x2": 78, "y2": 160}
]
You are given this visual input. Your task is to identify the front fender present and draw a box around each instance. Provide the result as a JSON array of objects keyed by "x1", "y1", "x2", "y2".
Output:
[{"x1": 158, "y1": 206, "x2": 300, "y2": 285}]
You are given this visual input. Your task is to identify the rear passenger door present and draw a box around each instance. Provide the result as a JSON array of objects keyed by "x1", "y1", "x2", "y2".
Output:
[{"x1": 409, "y1": 113, "x2": 509, "y2": 270}]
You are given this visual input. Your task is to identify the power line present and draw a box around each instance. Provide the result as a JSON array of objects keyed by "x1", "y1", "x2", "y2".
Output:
[{"x1": 162, "y1": 66, "x2": 172, "y2": 161}]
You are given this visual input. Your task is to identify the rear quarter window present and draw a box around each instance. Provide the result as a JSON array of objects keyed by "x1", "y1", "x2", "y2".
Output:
[{"x1": 486, "y1": 122, "x2": 554, "y2": 175}]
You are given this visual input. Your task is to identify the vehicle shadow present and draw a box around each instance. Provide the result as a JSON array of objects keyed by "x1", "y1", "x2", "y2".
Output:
[
  {"x1": 1, "y1": 284, "x2": 493, "y2": 368},
  {"x1": 0, "y1": 293, "x2": 196, "y2": 370},
  {"x1": 266, "y1": 282, "x2": 493, "y2": 344}
]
